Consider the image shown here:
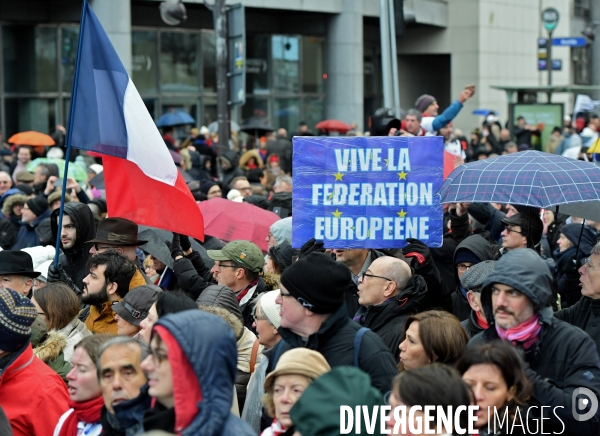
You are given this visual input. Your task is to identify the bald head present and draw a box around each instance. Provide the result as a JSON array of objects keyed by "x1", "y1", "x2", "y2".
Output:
[
  {"x1": 357, "y1": 256, "x2": 412, "y2": 307},
  {"x1": 277, "y1": 128, "x2": 287, "y2": 138},
  {"x1": 0, "y1": 171, "x2": 11, "y2": 195}
]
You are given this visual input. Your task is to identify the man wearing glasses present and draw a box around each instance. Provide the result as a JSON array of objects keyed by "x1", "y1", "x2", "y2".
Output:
[
  {"x1": 207, "y1": 240, "x2": 269, "y2": 330},
  {"x1": 499, "y1": 210, "x2": 543, "y2": 255},
  {"x1": 555, "y1": 242, "x2": 600, "y2": 356},
  {"x1": 274, "y1": 252, "x2": 397, "y2": 394}
]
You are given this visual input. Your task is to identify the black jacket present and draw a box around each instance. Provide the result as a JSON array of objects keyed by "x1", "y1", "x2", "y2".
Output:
[
  {"x1": 469, "y1": 249, "x2": 600, "y2": 436},
  {"x1": 460, "y1": 310, "x2": 486, "y2": 339},
  {"x1": 51, "y1": 203, "x2": 96, "y2": 290},
  {"x1": 430, "y1": 230, "x2": 458, "y2": 291},
  {"x1": 266, "y1": 136, "x2": 292, "y2": 174},
  {"x1": 173, "y1": 250, "x2": 216, "y2": 300},
  {"x1": 276, "y1": 303, "x2": 398, "y2": 395},
  {"x1": 451, "y1": 235, "x2": 493, "y2": 322},
  {"x1": 356, "y1": 274, "x2": 428, "y2": 359},
  {"x1": 554, "y1": 296, "x2": 600, "y2": 359}
]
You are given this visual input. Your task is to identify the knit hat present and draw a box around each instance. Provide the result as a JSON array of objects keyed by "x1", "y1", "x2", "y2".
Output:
[
  {"x1": 113, "y1": 285, "x2": 161, "y2": 326},
  {"x1": 415, "y1": 94, "x2": 436, "y2": 113},
  {"x1": 460, "y1": 260, "x2": 496, "y2": 291},
  {"x1": 199, "y1": 180, "x2": 218, "y2": 195},
  {"x1": 290, "y1": 367, "x2": 384, "y2": 436},
  {"x1": 454, "y1": 249, "x2": 481, "y2": 266},
  {"x1": 0, "y1": 287, "x2": 37, "y2": 352},
  {"x1": 280, "y1": 252, "x2": 351, "y2": 314},
  {"x1": 264, "y1": 348, "x2": 330, "y2": 391},
  {"x1": 26, "y1": 196, "x2": 48, "y2": 217},
  {"x1": 269, "y1": 217, "x2": 292, "y2": 246},
  {"x1": 258, "y1": 290, "x2": 281, "y2": 328}
]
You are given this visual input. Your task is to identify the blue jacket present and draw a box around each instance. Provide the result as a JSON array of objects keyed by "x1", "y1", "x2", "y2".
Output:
[
  {"x1": 12, "y1": 208, "x2": 51, "y2": 250},
  {"x1": 152, "y1": 310, "x2": 254, "y2": 436}
]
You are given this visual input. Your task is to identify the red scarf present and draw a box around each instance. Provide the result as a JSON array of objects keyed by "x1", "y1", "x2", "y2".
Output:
[
  {"x1": 58, "y1": 396, "x2": 104, "y2": 436},
  {"x1": 495, "y1": 314, "x2": 541, "y2": 350},
  {"x1": 236, "y1": 278, "x2": 258, "y2": 303},
  {"x1": 475, "y1": 311, "x2": 489, "y2": 330}
]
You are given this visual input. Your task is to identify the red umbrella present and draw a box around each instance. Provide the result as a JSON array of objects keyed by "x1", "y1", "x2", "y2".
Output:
[
  {"x1": 315, "y1": 119, "x2": 352, "y2": 133},
  {"x1": 198, "y1": 197, "x2": 280, "y2": 251}
]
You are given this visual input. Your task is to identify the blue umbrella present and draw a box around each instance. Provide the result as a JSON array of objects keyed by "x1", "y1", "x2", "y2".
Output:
[
  {"x1": 472, "y1": 108, "x2": 494, "y2": 116},
  {"x1": 435, "y1": 150, "x2": 600, "y2": 208},
  {"x1": 156, "y1": 111, "x2": 196, "y2": 128}
]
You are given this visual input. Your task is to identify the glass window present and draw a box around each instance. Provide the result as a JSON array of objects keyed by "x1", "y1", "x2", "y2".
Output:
[
  {"x1": 274, "y1": 98, "x2": 300, "y2": 134},
  {"x1": 132, "y1": 31, "x2": 158, "y2": 94},
  {"x1": 245, "y1": 35, "x2": 270, "y2": 95},
  {"x1": 302, "y1": 37, "x2": 323, "y2": 93},
  {"x1": 272, "y1": 35, "x2": 300, "y2": 93},
  {"x1": 5, "y1": 98, "x2": 57, "y2": 138},
  {"x1": 202, "y1": 95, "x2": 217, "y2": 127},
  {"x1": 242, "y1": 97, "x2": 269, "y2": 121},
  {"x1": 302, "y1": 98, "x2": 324, "y2": 135},
  {"x1": 3, "y1": 26, "x2": 57, "y2": 93},
  {"x1": 202, "y1": 32, "x2": 216, "y2": 93},
  {"x1": 160, "y1": 32, "x2": 199, "y2": 92},
  {"x1": 61, "y1": 26, "x2": 79, "y2": 92},
  {"x1": 143, "y1": 98, "x2": 156, "y2": 120}
]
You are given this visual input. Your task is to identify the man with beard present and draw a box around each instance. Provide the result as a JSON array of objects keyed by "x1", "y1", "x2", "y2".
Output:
[
  {"x1": 48, "y1": 202, "x2": 96, "y2": 292},
  {"x1": 81, "y1": 250, "x2": 137, "y2": 334}
]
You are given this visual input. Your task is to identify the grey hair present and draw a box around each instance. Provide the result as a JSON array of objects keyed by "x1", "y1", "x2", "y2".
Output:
[
  {"x1": 96, "y1": 336, "x2": 148, "y2": 381},
  {"x1": 592, "y1": 242, "x2": 600, "y2": 256},
  {"x1": 406, "y1": 109, "x2": 422, "y2": 122},
  {"x1": 274, "y1": 175, "x2": 292, "y2": 188},
  {"x1": 381, "y1": 258, "x2": 411, "y2": 292}
]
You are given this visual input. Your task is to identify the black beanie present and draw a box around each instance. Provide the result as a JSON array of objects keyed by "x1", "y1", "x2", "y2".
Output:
[
  {"x1": 280, "y1": 252, "x2": 351, "y2": 314},
  {"x1": 26, "y1": 196, "x2": 48, "y2": 217}
]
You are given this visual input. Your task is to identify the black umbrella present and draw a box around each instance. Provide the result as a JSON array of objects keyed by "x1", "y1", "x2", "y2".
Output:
[{"x1": 240, "y1": 116, "x2": 275, "y2": 137}]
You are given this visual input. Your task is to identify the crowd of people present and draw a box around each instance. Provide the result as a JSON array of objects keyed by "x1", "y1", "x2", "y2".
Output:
[{"x1": 0, "y1": 89, "x2": 598, "y2": 436}]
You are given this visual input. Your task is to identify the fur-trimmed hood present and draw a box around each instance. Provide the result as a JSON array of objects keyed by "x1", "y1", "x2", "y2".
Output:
[
  {"x1": 261, "y1": 272, "x2": 281, "y2": 291},
  {"x1": 2, "y1": 194, "x2": 28, "y2": 217},
  {"x1": 33, "y1": 330, "x2": 67, "y2": 363}
]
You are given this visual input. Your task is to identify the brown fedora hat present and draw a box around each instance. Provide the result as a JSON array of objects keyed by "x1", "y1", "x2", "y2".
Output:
[{"x1": 86, "y1": 217, "x2": 147, "y2": 246}]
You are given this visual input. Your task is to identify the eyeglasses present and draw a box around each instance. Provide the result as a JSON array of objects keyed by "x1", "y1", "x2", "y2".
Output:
[
  {"x1": 252, "y1": 312, "x2": 268, "y2": 322},
  {"x1": 148, "y1": 347, "x2": 169, "y2": 366},
  {"x1": 279, "y1": 290, "x2": 314, "y2": 310},
  {"x1": 357, "y1": 271, "x2": 392, "y2": 283},
  {"x1": 505, "y1": 226, "x2": 524, "y2": 235},
  {"x1": 582, "y1": 257, "x2": 598, "y2": 270},
  {"x1": 215, "y1": 262, "x2": 239, "y2": 270},
  {"x1": 456, "y1": 264, "x2": 472, "y2": 273}
]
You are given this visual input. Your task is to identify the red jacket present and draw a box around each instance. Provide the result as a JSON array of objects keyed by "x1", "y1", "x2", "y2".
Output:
[{"x1": 0, "y1": 343, "x2": 69, "y2": 436}]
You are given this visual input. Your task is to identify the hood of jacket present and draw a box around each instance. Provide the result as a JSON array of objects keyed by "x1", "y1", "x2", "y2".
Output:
[
  {"x1": 481, "y1": 248, "x2": 554, "y2": 325},
  {"x1": 453, "y1": 234, "x2": 493, "y2": 265},
  {"x1": 153, "y1": 309, "x2": 237, "y2": 436},
  {"x1": 220, "y1": 150, "x2": 240, "y2": 172},
  {"x1": 51, "y1": 202, "x2": 96, "y2": 257},
  {"x1": 196, "y1": 284, "x2": 244, "y2": 326},
  {"x1": 363, "y1": 274, "x2": 428, "y2": 331},
  {"x1": 1, "y1": 194, "x2": 28, "y2": 217}
]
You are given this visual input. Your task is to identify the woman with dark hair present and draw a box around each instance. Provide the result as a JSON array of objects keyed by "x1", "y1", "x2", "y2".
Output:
[
  {"x1": 54, "y1": 335, "x2": 114, "y2": 436},
  {"x1": 398, "y1": 310, "x2": 468, "y2": 371},
  {"x1": 456, "y1": 341, "x2": 532, "y2": 435},
  {"x1": 139, "y1": 291, "x2": 198, "y2": 344},
  {"x1": 388, "y1": 363, "x2": 472, "y2": 435},
  {"x1": 32, "y1": 282, "x2": 92, "y2": 363}
]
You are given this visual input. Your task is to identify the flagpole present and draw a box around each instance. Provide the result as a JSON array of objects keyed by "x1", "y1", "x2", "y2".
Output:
[{"x1": 54, "y1": 0, "x2": 88, "y2": 268}]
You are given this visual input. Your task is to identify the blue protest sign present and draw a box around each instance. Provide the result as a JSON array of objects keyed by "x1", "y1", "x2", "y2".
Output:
[{"x1": 292, "y1": 136, "x2": 444, "y2": 249}]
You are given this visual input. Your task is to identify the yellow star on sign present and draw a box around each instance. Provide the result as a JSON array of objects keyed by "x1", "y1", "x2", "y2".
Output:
[
  {"x1": 334, "y1": 172, "x2": 344, "y2": 181},
  {"x1": 398, "y1": 171, "x2": 408, "y2": 180},
  {"x1": 384, "y1": 159, "x2": 389, "y2": 167},
  {"x1": 332, "y1": 208, "x2": 343, "y2": 219},
  {"x1": 397, "y1": 209, "x2": 407, "y2": 217}
]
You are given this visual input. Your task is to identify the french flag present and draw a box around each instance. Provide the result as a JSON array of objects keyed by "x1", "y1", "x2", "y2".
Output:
[{"x1": 69, "y1": 2, "x2": 204, "y2": 241}]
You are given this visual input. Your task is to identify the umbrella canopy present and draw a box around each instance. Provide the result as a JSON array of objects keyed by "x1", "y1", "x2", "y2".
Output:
[
  {"x1": 156, "y1": 111, "x2": 196, "y2": 128},
  {"x1": 198, "y1": 197, "x2": 280, "y2": 251},
  {"x1": 207, "y1": 120, "x2": 240, "y2": 134},
  {"x1": 435, "y1": 150, "x2": 600, "y2": 209},
  {"x1": 8, "y1": 131, "x2": 55, "y2": 146},
  {"x1": 138, "y1": 226, "x2": 216, "y2": 270},
  {"x1": 27, "y1": 158, "x2": 88, "y2": 182},
  {"x1": 240, "y1": 116, "x2": 275, "y2": 136},
  {"x1": 472, "y1": 109, "x2": 496, "y2": 116},
  {"x1": 555, "y1": 202, "x2": 600, "y2": 222},
  {"x1": 315, "y1": 120, "x2": 352, "y2": 133}
]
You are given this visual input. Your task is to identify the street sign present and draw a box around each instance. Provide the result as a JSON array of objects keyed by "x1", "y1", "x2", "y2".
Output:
[
  {"x1": 538, "y1": 59, "x2": 562, "y2": 71},
  {"x1": 552, "y1": 37, "x2": 587, "y2": 47},
  {"x1": 541, "y1": 8, "x2": 559, "y2": 32}
]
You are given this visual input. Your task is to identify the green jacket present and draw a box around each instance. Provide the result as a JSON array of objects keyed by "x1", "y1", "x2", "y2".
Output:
[{"x1": 31, "y1": 316, "x2": 71, "y2": 384}]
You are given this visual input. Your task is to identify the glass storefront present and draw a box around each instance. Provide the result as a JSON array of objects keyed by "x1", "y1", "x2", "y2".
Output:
[{"x1": 0, "y1": 23, "x2": 326, "y2": 139}]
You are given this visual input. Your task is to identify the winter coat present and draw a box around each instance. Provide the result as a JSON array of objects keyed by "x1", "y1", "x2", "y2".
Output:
[
  {"x1": 84, "y1": 301, "x2": 119, "y2": 334},
  {"x1": 266, "y1": 136, "x2": 292, "y2": 174},
  {"x1": 58, "y1": 317, "x2": 93, "y2": 363},
  {"x1": 0, "y1": 218, "x2": 15, "y2": 250},
  {"x1": 460, "y1": 310, "x2": 486, "y2": 339},
  {"x1": 239, "y1": 149, "x2": 265, "y2": 172},
  {"x1": 430, "y1": 230, "x2": 459, "y2": 291},
  {"x1": 451, "y1": 235, "x2": 494, "y2": 322},
  {"x1": 469, "y1": 249, "x2": 600, "y2": 436},
  {"x1": 276, "y1": 303, "x2": 398, "y2": 394},
  {"x1": 173, "y1": 250, "x2": 216, "y2": 300},
  {"x1": 355, "y1": 274, "x2": 428, "y2": 358},
  {"x1": 12, "y1": 208, "x2": 51, "y2": 250},
  {"x1": 51, "y1": 203, "x2": 97, "y2": 290},
  {"x1": 32, "y1": 329, "x2": 71, "y2": 384},
  {"x1": 0, "y1": 406, "x2": 11, "y2": 436},
  {"x1": 545, "y1": 213, "x2": 568, "y2": 255},
  {"x1": 145, "y1": 310, "x2": 255, "y2": 435},
  {"x1": 554, "y1": 296, "x2": 600, "y2": 359},
  {"x1": 219, "y1": 150, "x2": 244, "y2": 193},
  {"x1": 0, "y1": 342, "x2": 70, "y2": 436}
]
